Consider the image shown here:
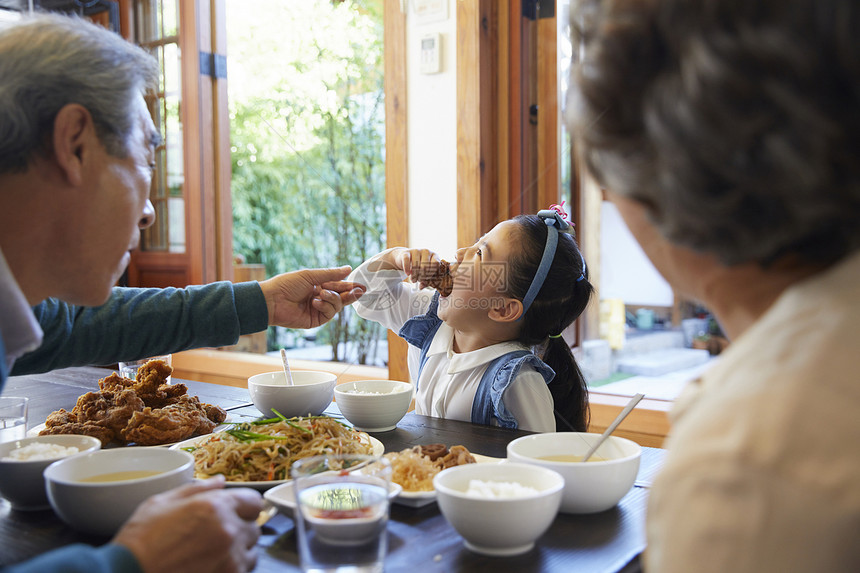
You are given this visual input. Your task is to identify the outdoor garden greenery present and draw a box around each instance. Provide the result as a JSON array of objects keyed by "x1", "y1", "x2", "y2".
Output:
[{"x1": 228, "y1": 0, "x2": 386, "y2": 365}]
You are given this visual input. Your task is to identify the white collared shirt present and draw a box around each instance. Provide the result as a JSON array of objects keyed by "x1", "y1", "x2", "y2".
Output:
[
  {"x1": 350, "y1": 252, "x2": 555, "y2": 432},
  {"x1": 0, "y1": 246, "x2": 43, "y2": 372}
]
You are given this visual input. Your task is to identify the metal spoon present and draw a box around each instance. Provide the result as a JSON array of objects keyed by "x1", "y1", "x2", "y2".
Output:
[
  {"x1": 280, "y1": 348, "x2": 295, "y2": 386},
  {"x1": 582, "y1": 393, "x2": 645, "y2": 462}
]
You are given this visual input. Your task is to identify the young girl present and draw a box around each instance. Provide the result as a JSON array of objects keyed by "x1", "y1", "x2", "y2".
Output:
[{"x1": 348, "y1": 207, "x2": 594, "y2": 432}]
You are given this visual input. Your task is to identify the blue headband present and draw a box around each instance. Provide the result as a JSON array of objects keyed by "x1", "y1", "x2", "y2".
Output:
[{"x1": 519, "y1": 209, "x2": 586, "y2": 319}]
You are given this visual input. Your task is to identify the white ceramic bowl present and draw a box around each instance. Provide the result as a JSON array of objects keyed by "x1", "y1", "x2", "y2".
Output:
[
  {"x1": 248, "y1": 370, "x2": 337, "y2": 418},
  {"x1": 44, "y1": 447, "x2": 194, "y2": 536},
  {"x1": 506, "y1": 432, "x2": 642, "y2": 514},
  {"x1": 0, "y1": 435, "x2": 101, "y2": 510},
  {"x1": 334, "y1": 380, "x2": 413, "y2": 432},
  {"x1": 433, "y1": 461, "x2": 564, "y2": 556}
]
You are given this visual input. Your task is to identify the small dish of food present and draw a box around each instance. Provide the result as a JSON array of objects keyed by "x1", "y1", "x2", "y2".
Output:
[
  {"x1": 385, "y1": 444, "x2": 500, "y2": 507},
  {"x1": 170, "y1": 415, "x2": 383, "y2": 491}
]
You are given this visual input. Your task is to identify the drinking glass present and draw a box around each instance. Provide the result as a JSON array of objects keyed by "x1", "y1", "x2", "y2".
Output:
[
  {"x1": 0, "y1": 396, "x2": 28, "y2": 443},
  {"x1": 118, "y1": 354, "x2": 172, "y2": 383},
  {"x1": 292, "y1": 454, "x2": 391, "y2": 573}
]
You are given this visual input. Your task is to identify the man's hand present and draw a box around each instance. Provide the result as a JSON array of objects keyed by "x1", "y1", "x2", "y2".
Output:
[
  {"x1": 259, "y1": 266, "x2": 365, "y2": 329},
  {"x1": 114, "y1": 476, "x2": 263, "y2": 573}
]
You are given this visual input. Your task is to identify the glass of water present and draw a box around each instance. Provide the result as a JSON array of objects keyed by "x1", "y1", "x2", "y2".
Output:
[
  {"x1": 0, "y1": 396, "x2": 29, "y2": 443},
  {"x1": 292, "y1": 454, "x2": 391, "y2": 573}
]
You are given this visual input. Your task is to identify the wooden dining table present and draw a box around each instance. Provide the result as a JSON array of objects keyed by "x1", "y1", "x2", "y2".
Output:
[{"x1": 1, "y1": 366, "x2": 665, "y2": 572}]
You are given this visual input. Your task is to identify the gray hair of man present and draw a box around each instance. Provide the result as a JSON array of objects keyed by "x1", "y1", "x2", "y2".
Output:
[
  {"x1": 566, "y1": 0, "x2": 860, "y2": 268},
  {"x1": 0, "y1": 12, "x2": 158, "y2": 175}
]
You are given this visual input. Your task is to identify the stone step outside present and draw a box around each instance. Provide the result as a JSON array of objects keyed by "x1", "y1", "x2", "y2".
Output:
[{"x1": 616, "y1": 347, "x2": 711, "y2": 377}]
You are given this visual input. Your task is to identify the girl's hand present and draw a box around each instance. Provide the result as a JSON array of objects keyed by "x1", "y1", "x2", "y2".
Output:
[{"x1": 392, "y1": 248, "x2": 445, "y2": 288}]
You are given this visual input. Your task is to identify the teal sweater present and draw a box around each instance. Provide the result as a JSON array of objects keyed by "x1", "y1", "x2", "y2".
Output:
[
  {"x1": 0, "y1": 281, "x2": 268, "y2": 572},
  {"x1": 8, "y1": 281, "x2": 267, "y2": 381}
]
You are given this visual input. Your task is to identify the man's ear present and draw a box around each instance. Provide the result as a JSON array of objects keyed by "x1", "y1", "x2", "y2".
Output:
[
  {"x1": 51, "y1": 104, "x2": 96, "y2": 187},
  {"x1": 488, "y1": 297, "x2": 523, "y2": 323}
]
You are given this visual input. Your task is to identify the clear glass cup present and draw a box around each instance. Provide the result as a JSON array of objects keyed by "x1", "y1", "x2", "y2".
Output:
[
  {"x1": 118, "y1": 354, "x2": 172, "y2": 384},
  {"x1": 292, "y1": 454, "x2": 391, "y2": 573},
  {"x1": 0, "y1": 396, "x2": 29, "y2": 443}
]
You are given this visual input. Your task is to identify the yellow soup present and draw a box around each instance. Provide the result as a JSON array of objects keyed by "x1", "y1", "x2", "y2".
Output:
[
  {"x1": 79, "y1": 470, "x2": 164, "y2": 483},
  {"x1": 538, "y1": 454, "x2": 607, "y2": 463}
]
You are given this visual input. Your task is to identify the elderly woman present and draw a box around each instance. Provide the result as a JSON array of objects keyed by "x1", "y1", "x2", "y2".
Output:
[{"x1": 567, "y1": 0, "x2": 860, "y2": 572}]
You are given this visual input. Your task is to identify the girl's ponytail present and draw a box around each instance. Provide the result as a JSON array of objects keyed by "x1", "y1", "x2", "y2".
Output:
[{"x1": 542, "y1": 336, "x2": 590, "y2": 431}]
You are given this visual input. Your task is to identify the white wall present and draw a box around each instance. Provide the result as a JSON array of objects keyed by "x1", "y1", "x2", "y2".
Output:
[
  {"x1": 404, "y1": 0, "x2": 459, "y2": 259},
  {"x1": 599, "y1": 201, "x2": 674, "y2": 306},
  {"x1": 401, "y1": 2, "x2": 673, "y2": 310}
]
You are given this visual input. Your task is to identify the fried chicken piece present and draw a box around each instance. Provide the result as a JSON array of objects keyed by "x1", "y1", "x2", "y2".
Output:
[
  {"x1": 39, "y1": 421, "x2": 117, "y2": 445},
  {"x1": 98, "y1": 371, "x2": 135, "y2": 392},
  {"x1": 40, "y1": 389, "x2": 145, "y2": 445},
  {"x1": 146, "y1": 382, "x2": 188, "y2": 409},
  {"x1": 104, "y1": 360, "x2": 187, "y2": 408},
  {"x1": 203, "y1": 402, "x2": 228, "y2": 424},
  {"x1": 131, "y1": 359, "x2": 174, "y2": 399},
  {"x1": 44, "y1": 408, "x2": 77, "y2": 428},
  {"x1": 437, "y1": 445, "x2": 476, "y2": 469},
  {"x1": 121, "y1": 395, "x2": 220, "y2": 446},
  {"x1": 425, "y1": 259, "x2": 453, "y2": 297},
  {"x1": 76, "y1": 389, "x2": 146, "y2": 436}
]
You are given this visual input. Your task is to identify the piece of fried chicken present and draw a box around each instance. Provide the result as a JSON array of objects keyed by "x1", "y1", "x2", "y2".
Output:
[
  {"x1": 121, "y1": 395, "x2": 226, "y2": 446},
  {"x1": 100, "y1": 360, "x2": 186, "y2": 409},
  {"x1": 41, "y1": 388, "x2": 145, "y2": 445}
]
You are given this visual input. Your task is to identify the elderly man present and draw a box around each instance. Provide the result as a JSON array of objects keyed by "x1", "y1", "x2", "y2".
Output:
[{"x1": 0, "y1": 13, "x2": 363, "y2": 573}]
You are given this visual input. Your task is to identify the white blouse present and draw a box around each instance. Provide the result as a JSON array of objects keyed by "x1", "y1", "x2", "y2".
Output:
[{"x1": 349, "y1": 252, "x2": 555, "y2": 433}]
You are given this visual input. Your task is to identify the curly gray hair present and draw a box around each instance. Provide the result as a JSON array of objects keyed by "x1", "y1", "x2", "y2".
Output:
[
  {"x1": 567, "y1": 0, "x2": 860, "y2": 267},
  {"x1": 0, "y1": 13, "x2": 158, "y2": 174}
]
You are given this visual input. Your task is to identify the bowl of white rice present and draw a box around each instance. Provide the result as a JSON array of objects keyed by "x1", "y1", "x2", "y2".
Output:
[
  {"x1": 433, "y1": 461, "x2": 564, "y2": 556},
  {"x1": 334, "y1": 380, "x2": 413, "y2": 432},
  {"x1": 0, "y1": 434, "x2": 101, "y2": 510}
]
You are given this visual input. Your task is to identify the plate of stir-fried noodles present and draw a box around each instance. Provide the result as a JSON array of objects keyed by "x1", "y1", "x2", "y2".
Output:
[{"x1": 169, "y1": 414, "x2": 382, "y2": 491}]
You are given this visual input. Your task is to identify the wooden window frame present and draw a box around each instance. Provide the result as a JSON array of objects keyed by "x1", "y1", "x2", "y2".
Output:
[{"x1": 126, "y1": 0, "x2": 233, "y2": 289}]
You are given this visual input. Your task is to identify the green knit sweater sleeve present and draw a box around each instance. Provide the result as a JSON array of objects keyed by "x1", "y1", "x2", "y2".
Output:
[{"x1": 11, "y1": 281, "x2": 267, "y2": 375}]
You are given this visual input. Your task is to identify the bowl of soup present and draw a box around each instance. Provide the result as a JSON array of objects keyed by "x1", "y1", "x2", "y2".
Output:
[
  {"x1": 506, "y1": 432, "x2": 641, "y2": 514},
  {"x1": 44, "y1": 447, "x2": 194, "y2": 536}
]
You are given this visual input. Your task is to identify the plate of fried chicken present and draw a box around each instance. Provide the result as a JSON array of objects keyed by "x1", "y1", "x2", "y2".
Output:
[{"x1": 31, "y1": 360, "x2": 229, "y2": 447}]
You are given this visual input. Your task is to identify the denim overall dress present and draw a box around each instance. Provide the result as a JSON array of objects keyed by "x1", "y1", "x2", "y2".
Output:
[{"x1": 398, "y1": 292, "x2": 555, "y2": 429}]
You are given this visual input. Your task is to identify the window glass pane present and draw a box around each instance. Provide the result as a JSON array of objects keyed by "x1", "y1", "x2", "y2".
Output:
[
  {"x1": 134, "y1": 0, "x2": 185, "y2": 253},
  {"x1": 227, "y1": 0, "x2": 386, "y2": 362},
  {"x1": 558, "y1": 0, "x2": 715, "y2": 401}
]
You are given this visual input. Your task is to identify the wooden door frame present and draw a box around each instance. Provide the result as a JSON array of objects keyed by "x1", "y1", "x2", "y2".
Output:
[
  {"x1": 457, "y1": 0, "x2": 559, "y2": 242},
  {"x1": 127, "y1": 0, "x2": 232, "y2": 288},
  {"x1": 384, "y1": 0, "x2": 409, "y2": 383}
]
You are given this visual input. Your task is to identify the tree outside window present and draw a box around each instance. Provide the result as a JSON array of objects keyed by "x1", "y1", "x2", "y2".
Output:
[{"x1": 228, "y1": 0, "x2": 386, "y2": 365}]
